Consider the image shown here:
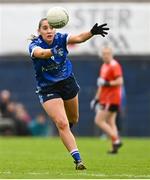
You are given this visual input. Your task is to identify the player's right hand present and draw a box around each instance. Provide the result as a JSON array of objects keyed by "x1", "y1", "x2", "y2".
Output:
[
  {"x1": 90, "y1": 98, "x2": 99, "y2": 110},
  {"x1": 90, "y1": 23, "x2": 109, "y2": 37}
]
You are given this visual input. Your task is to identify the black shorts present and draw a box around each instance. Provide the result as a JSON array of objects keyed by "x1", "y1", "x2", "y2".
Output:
[
  {"x1": 100, "y1": 104, "x2": 119, "y2": 112},
  {"x1": 37, "y1": 74, "x2": 80, "y2": 103}
]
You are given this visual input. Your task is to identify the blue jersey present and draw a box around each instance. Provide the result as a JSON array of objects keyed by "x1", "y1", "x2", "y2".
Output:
[{"x1": 28, "y1": 33, "x2": 72, "y2": 88}]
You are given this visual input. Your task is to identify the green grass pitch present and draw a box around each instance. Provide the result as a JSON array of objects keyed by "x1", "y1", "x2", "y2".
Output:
[{"x1": 0, "y1": 137, "x2": 150, "y2": 179}]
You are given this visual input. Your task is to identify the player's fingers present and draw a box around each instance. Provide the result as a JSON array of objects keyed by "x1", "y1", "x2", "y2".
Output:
[
  {"x1": 102, "y1": 27, "x2": 109, "y2": 31},
  {"x1": 99, "y1": 23, "x2": 107, "y2": 27},
  {"x1": 101, "y1": 33, "x2": 105, "y2": 37},
  {"x1": 102, "y1": 31, "x2": 108, "y2": 35},
  {"x1": 94, "y1": 23, "x2": 98, "y2": 27}
]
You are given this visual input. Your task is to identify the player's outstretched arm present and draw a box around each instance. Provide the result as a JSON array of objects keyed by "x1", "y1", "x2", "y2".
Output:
[
  {"x1": 68, "y1": 23, "x2": 109, "y2": 44},
  {"x1": 33, "y1": 47, "x2": 53, "y2": 59},
  {"x1": 32, "y1": 46, "x2": 62, "y2": 59}
]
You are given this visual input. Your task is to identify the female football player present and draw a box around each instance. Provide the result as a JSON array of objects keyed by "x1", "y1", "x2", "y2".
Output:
[
  {"x1": 28, "y1": 18, "x2": 109, "y2": 170},
  {"x1": 91, "y1": 47, "x2": 123, "y2": 154}
]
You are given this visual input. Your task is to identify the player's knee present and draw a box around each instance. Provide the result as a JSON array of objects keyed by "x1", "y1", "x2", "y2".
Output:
[
  {"x1": 95, "y1": 117, "x2": 103, "y2": 126},
  {"x1": 56, "y1": 118, "x2": 69, "y2": 130}
]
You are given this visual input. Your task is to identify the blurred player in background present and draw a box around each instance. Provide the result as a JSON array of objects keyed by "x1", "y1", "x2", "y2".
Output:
[
  {"x1": 91, "y1": 47, "x2": 123, "y2": 154},
  {"x1": 28, "y1": 18, "x2": 109, "y2": 169}
]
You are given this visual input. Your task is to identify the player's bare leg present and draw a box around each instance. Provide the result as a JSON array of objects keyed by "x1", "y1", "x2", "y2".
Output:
[
  {"x1": 95, "y1": 109, "x2": 117, "y2": 139},
  {"x1": 42, "y1": 98, "x2": 86, "y2": 170},
  {"x1": 42, "y1": 98, "x2": 76, "y2": 150},
  {"x1": 95, "y1": 109, "x2": 122, "y2": 153},
  {"x1": 107, "y1": 112, "x2": 118, "y2": 138},
  {"x1": 107, "y1": 112, "x2": 122, "y2": 154},
  {"x1": 64, "y1": 95, "x2": 86, "y2": 169},
  {"x1": 64, "y1": 94, "x2": 79, "y2": 128}
]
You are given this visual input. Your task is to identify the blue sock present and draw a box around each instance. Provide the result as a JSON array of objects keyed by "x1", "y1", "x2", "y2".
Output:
[{"x1": 70, "y1": 149, "x2": 81, "y2": 162}]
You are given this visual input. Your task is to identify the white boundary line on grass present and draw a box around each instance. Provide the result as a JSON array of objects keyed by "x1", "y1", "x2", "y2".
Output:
[
  {"x1": 28, "y1": 172, "x2": 49, "y2": 175},
  {"x1": 0, "y1": 171, "x2": 11, "y2": 174},
  {"x1": 60, "y1": 172, "x2": 150, "y2": 179},
  {"x1": 1, "y1": 171, "x2": 150, "y2": 179}
]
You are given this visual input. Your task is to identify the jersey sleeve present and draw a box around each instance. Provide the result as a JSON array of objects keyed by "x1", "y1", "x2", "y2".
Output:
[
  {"x1": 60, "y1": 33, "x2": 69, "y2": 46},
  {"x1": 113, "y1": 63, "x2": 123, "y2": 78},
  {"x1": 28, "y1": 41, "x2": 40, "y2": 58}
]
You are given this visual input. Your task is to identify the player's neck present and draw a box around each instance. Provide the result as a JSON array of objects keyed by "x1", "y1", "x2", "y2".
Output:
[{"x1": 104, "y1": 58, "x2": 114, "y2": 64}]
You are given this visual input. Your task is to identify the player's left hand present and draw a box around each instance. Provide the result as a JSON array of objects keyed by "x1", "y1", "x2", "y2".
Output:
[
  {"x1": 90, "y1": 98, "x2": 99, "y2": 110},
  {"x1": 90, "y1": 23, "x2": 109, "y2": 37},
  {"x1": 97, "y1": 77, "x2": 110, "y2": 87}
]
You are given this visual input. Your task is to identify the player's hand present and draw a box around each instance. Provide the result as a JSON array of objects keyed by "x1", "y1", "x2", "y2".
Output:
[
  {"x1": 90, "y1": 98, "x2": 99, "y2": 110},
  {"x1": 97, "y1": 77, "x2": 110, "y2": 87},
  {"x1": 90, "y1": 23, "x2": 109, "y2": 37}
]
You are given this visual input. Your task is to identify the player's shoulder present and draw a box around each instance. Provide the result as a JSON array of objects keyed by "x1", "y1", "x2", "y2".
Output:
[
  {"x1": 29, "y1": 36, "x2": 43, "y2": 47},
  {"x1": 54, "y1": 32, "x2": 68, "y2": 45},
  {"x1": 55, "y1": 32, "x2": 68, "y2": 39},
  {"x1": 110, "y1": 59, "x2": 121, "y2": 67},
  {"x1": 55, "y1": 32, "x2": 62, "y2": 37}
]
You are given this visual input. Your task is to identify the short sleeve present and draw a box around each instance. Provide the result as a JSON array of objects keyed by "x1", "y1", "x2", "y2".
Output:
[
  {"x1": 113, "y1": 63, "x2": 123, "y2": 78},
  {"x1": 28, "y1": 41, "x2": 40, "y2": 58},
  {"x1": 60, "y1": 33, "x2": 69, "y2": 46}
]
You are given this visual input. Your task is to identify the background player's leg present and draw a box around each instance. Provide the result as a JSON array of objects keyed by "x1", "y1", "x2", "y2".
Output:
[
  {"x1": 107, "y1": 111, "x2": 122, "y2": 153},
  {"x1": 95, "y1": 109, "x2": 117, "y2": 140},
  {"x1": 64, "y1": 94, "x2": 79, "y2": 125},
  {"x1": 107, "y1": 112, "x2": 119, "y2": 140}
]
